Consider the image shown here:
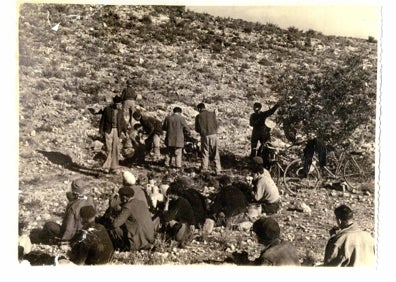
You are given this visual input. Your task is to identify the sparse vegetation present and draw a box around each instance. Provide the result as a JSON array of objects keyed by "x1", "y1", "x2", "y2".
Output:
[{"x1": 18, "y1": 3, "x2": 377, "y2": 266}]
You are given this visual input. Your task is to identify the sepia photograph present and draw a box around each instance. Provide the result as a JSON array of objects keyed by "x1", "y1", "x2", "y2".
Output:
[{"x1": 10, "y1": 0, "x2": 388, "y2": 273}]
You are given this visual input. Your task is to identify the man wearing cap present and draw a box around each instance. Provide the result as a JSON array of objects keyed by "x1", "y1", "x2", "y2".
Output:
[
  {"x1": 195, "y1": 103, "x2": 221, "y2": 175},
  {"x1": 121, "y1": 78, "x2": 138, "y2": 128},
  {"x1": 42, "y1": 179, "x2": 95, "y2": 243},
  {"x1": 99, "y1": 95, "x2": 128, "y2": 173},
  {"x1": 230, "y1": 217, "x2": 300, "y2": 265},
  {"x1": 323, "y1": 204, "x2": 375, "y2": 266},
  {"x1": 250, "y1": 156, "x2": 281, "y2": 215},
  {"x1": 132, "y1": 111, "x2": 163, "y2": 162},
  {"x1": 249, "y1": 101, "x2": 281, "y2": 158},
  {"x1": 108, "y1": 186, "x2": 155, "y2": 251},
  {"x1": 69, "y1": 206, "x2": 114, "y2": 265},
  {"x1": 162, "y1": 106, "x2": 191, "y2": 170}
]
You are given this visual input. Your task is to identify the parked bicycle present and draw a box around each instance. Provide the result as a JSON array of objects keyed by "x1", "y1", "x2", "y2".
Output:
[{"x1": 283, "y1": 145, "x2": 372, "y2": 195}]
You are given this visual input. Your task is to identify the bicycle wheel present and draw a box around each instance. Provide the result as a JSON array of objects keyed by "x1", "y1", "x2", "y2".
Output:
[
  {"x1": 283, "y1": 159, "x2": 321, "y2": 195},
  {"x1": 343, "y1": 156, "x2": 369, "y2": 189}
]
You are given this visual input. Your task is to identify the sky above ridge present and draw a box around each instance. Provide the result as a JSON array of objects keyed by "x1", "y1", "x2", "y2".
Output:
[{"x1": 187, "y1": 5, "x2": 380, "y2": 39}]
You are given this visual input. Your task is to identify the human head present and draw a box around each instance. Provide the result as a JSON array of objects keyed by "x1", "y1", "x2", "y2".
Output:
[
  {"x1": 251, "y1": 156, "x2": 265, "y2": 174},
  {"x1": 334, "y1": 204, "x2": 353, "y2": 227},
  {"x1": 252, "y1": 217, "x2": 280, "y2": 245},
  {"x1": 132, "y1": 111, "x2": 142, "y2": 121},
  {"x1": 71, "y1": 179, "x2": 85, "y2": 197},
  {"x1": 113, "y1": 95, "x2": 123, "y2": 105},
  {"x1": 118, "y1": 186, "x2": 135, "y2": 203},
  {"x1": 197, "y1": 103, "x2": 206, "y2": 112},
  {"x1": 253, "y1": 102, "x2": 262, "y2": 112},
  {"x1": 126, "y1": 78, "x2": 134, "y2": 86},
  {"x1": 137, "y1": 174, "x2": 148, "y2": 186},
  {"x1": 80, "y1": 205, "x2": 96, "y2": 224},
  {"x1": 219, "y1": 175, "x2": 232, "y2": 188},
  {"x1": 123, "y1": 171, "x2": 136, "y2": 185},
  {"x1": 173, "y1": 107, "x2": 182, "y2": 114}
]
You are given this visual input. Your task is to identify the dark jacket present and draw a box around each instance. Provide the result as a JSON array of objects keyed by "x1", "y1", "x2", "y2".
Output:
[
  {"x1": 255, "y1": 239, "x2": 300, "y2": 266},
  {"x1": 99, "y1": 105, "x2": 127, "y2": 137},
  {"x1": 140, "y1": 115, "x2": 163, "y2": 136},
  {"x1": 61, "y1": 196, "x2": 95, "y2": 241},
  {"x1": 195, "y1": 109, "x2": 218, "y2": 137},
  {"x1": 163, "y1": 113, "x2": 190, "y2": 147},
  {"x1": 210, "y1": 185, "x2": 248, "y2": 218},
  {"x1": 176, "y1": 189, "x2": 208, "y2": 226},
  {"x1": 69, "y1": 222, "x2": 114, "y2": 265},
  {"x1": 163, "y1": 197, "x2": 196, "y2": 226},
  {"x1": 249, "y1": 103, "x2": 280, "y2": 132},
  {"x1": 112, "y1": 199, "x2": 155, "y2": 251},
  {"x1": 121, "y1": 87, "x2": 137, "y2": 101}
]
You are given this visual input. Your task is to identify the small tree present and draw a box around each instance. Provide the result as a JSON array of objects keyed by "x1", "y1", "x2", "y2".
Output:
[{"x1": 271, "y1": 54, "x2": 376, "y2": 147}]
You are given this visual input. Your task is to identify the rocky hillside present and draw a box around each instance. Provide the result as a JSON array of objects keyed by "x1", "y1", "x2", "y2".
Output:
[{"x1": 18, "y1": 4, "x2": 377, "y2": 265}]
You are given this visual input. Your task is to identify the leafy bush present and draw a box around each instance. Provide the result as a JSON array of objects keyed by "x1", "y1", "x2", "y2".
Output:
[{"x1": 272, "y1": 54, "x2": 376, "y2": 147}]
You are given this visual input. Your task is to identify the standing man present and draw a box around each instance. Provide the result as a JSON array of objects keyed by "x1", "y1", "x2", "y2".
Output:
[
  {"x1": 99, "y1": 96, "x2": 127, "y2": 173},
  {"x1": 195, "y1": 103, "x2": 221, "y2": 175},
  {"x1": 250, "y1": 156, "x2": 281, "y2": 215},
  {"x1": 132, "y1": 111, "x2": 163, "y2": 162},
  {"x1": 121, "y1": 78, "x2": 138, "y2": 128},
  {"x1": 162, "y1": 107, "x2": 191, "y2": 170},
  {"x1": 249, "y1": 101, "x2": 281, "y2": 158},
  {"x1": 323, "y1": 204, "x2": 375, "y2": 266},
  {"x1": 69, "y1": 206, "x2": 114, "y2": 265}
]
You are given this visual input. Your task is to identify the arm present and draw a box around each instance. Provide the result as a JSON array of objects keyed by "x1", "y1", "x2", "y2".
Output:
[
  {"x1": 323, "y1": 237, "x2": 344, "y2": 266},
  {"x1": 61, "y1": 206, "x2": 77, "y2": 241},
  {"x1": 69, "y1": 238, "x2": 89, "y2": 265},
  {"x1": 99, "y1": 110, "x2": 105, "y2": 136},
  {"x1": 262, "y1": 103, "x2": 280, "y2": 118},
  {"x1": 112, "y1": 206, "x2": 131, "y2": 229},
  {"x1": 253, "y1": 180, "x2": 264, "y2": 202},
  {"x1": 195, "y1": 115, "x2": 201, "y2": 134}
]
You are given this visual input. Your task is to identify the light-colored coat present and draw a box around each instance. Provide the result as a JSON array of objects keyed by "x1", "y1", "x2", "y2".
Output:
[{"x1": 324, "y1": 223, "x2": 375, "y2": 266}]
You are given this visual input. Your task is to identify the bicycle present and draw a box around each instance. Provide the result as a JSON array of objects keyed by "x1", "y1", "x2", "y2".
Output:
[
  {"x1": 283, "y1": 145, "x2": 372, "y2": 195},
  {"x1": 256, "y1": 141, "x2": 321, "y2": 194}
]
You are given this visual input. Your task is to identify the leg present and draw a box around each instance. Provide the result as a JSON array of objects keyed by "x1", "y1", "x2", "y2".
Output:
[
  {"x1": 152, "y1": 134, "x2": 161, "y2": 160},
  {"x1": 200, "y1": 136, "x2": 210, "y2": 172},
  {"x1": 102, "y1": 131, "x2": 113, "y2": 170},
  {"x1": 250, "y1": 131, "x2": 259, "y2": 157},
  {"x1": 210, "y1": 135, "x2": 222, "y2": 174},
  {"x1": 164, "y1": 147, "x2": 171, "y2": 167},
  {"x1": 175, "y1": 147, "x2": 183, "y2": 168}
]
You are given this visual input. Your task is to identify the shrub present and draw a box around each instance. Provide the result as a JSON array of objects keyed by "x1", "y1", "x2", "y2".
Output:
[
  {"x1": 367, "y1": 36, "x2": 377, "y2": 43},
  {"x1": 141, "y1": 14, "x2": 152, "y2": 25}
]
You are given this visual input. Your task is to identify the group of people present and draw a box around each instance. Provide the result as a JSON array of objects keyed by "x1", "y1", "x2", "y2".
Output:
[
  {"x1": 22, "y1": 153, "x2": 374, "y2": 266},
  {"x1": 99, "y1": 78, "x2": 222, "y2": 176},
  {"x1": 19, "y1": 78, "x2": 374, "y2": 266}
]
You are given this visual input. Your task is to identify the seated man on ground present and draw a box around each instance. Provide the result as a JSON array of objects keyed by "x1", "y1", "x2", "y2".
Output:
[
  {"x1": 69, "y1": 206, "x2": 114, "y2": 265},
  {"x1": 323, "y1": 204, "x2": 375, "y2": 267},
  {"x1": 230, "y1": 217, "x2": 300, "y2": 266},
  {"x1": 160, "y1": 186, "x2": 196, "y2": 248},
  {"x1": 107, "y1": 186, "x2": 155, "y2": 251},
  {"x1": 250, "y1": 156, "x2": 281, "y2": 215}
]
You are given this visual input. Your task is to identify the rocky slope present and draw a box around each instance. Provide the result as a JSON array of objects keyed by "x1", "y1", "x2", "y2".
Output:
[{"x1": 18, "y1": 4, "x2": 377, "y2": 265}]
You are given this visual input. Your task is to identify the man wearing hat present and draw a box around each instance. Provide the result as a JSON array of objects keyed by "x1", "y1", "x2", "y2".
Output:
[
  {"x1": 69, "y1": 206, "x2": 114, "y2": 265},
  {"x1": 42, "y1": 179, "x2": 95, "y2": 243},
  {"x1": 250, "y1": 156, "x2": 281, "y2": 215},
  {"x1": 230, "y1": 217, "x2": 300, "y2": 265},
  {"x1": 108, "y1": 186, "x2": 155, "y2": 251},
  {"x1": 121, "y1": 77, "x2": 138, "y2": 128},
  {"x1": 99, "y1": 95, "x2": 128, "y2": 173},
  {"x1": 323, "y1": 204, "x2": 375, "y2": 266},
  {"x1": 249, "y1": 101, "x2": 281, "y2": 158}
]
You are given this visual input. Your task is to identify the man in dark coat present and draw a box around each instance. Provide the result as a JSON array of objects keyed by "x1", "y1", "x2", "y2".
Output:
[
  {"x1": 195, "y1": 103, "x2": 221, "y2": 175},
  {"x1": 209, "y1": 175, "x2": 249, "y2": 228},
  {"x1": 121, "y1": 78, "x2": 138, "y2": 128},
  {"x1": 161, "y1": 188, "x2": 196, "y2": 248},
  {"x1": 133, "y1": 111, "x2": 163, "y2": 162},
  {"x1": 249, "y1": 101, "x2": 281, "y2": 158},
  {"x1": 108, "y1": 187, "x2": 155, "y2": 251},
  {"x1": 42, "y1": 179, "x2": 95, "y2": 243},
  {"x1": 69, "y1": 206, "x2": 114, "y2": 265},
  {"x1": 230, "y1": 217, "x2": 300, "y2": 266},
  {"x1": 162, "y1": 107, "x2": 191, "y2": 169},
  {"x1": 99, "y1": 96, "x2": 127, "y2": 173}
]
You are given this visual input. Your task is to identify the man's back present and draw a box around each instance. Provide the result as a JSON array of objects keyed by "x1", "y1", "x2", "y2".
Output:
[
  {"x1": 163, "y1": 113, "x2": 189, "y2": 147},
  {"x1": 324, "y1": 223, "x2": 375, "y2": 266},
  {"x1": 258, "y1": 239, "x2": 300, "y2": 266},
  {"x1": 195, "y1": 110, "x2": 217, "y2": 136}
]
